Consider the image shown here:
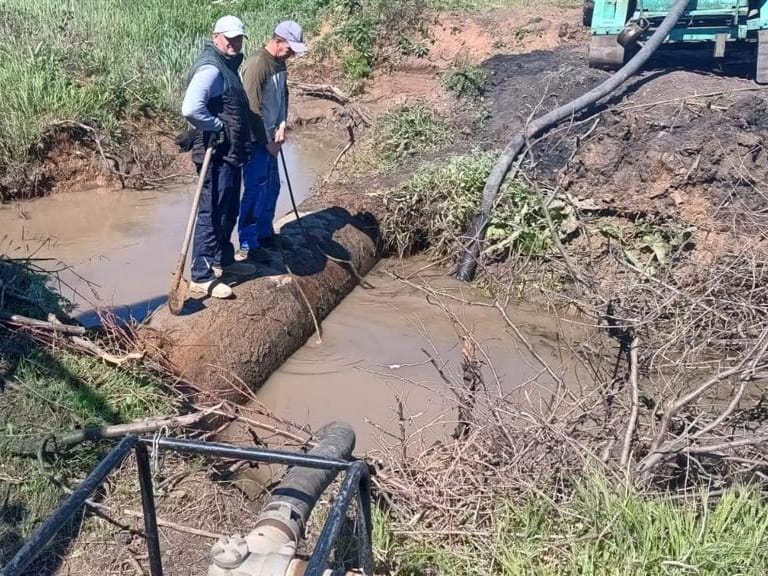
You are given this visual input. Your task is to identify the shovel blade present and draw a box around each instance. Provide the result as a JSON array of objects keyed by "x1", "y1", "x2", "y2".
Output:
[{"x1": 167, "y1": 269, "x2": 188, "y2": 315}]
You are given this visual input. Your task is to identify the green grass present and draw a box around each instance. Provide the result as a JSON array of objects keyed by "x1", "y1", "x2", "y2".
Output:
[
  {"x1": 442, "y1": 59, "x2": 488, "y2": 99},
  {"x1": 0, "y1": 258, "x2": 176, "y2": 538},
  {"x1": 0, "y1": 346, "x2": 175, "y2": 535},
  {"x1": 0, "y1": 0, "x2": 332, "y2": 180},
  {"x1": 374, "y1": 477, "x2": 768, "y2": 575},
  {"x1": 378, "y1": 151, "x2": 573, "y2": 258},
  {"x1": 376, "y1": 104, "x2": 454, "y2": 163}
]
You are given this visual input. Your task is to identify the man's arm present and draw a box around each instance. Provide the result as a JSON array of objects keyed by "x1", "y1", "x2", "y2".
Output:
[
  {"x1": 181, "y1": 65, "x2": 225, "y2": 133},
  {"x1": 241, "y1": 54, "x2": 271, "y2": 147}
]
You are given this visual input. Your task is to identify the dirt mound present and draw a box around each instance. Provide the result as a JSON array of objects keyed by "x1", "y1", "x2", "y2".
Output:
[
  {"x1": 485, "y1": 50, "x2": 608, "y2": 139},
  {"x1": 561, "y1": 92, "x2": 768, "y2": 231}
]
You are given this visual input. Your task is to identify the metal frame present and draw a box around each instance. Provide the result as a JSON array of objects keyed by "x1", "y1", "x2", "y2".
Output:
[{"x1": 1, "y1": 435, "x2": 373, "y2": 576}]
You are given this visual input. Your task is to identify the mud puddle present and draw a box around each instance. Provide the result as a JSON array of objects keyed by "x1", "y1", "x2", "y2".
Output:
[
  {"x1": 0, "y1": 134, "x2": 336, "y2": 326},
  {"x1": 224, "y1": 257, "x2": 584, "y2": 493}
]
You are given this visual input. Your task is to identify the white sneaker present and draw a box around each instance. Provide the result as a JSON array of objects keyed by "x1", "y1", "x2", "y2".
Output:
[
  {"x1": 234, "y1": 249, "x2": 249, "y2": 262},
  {"x1": 189, "y1": 279, "x2": 233, "y2": 299},
  {"x1": 213, "y1": 261, "x2": 257, "y2": 277}
]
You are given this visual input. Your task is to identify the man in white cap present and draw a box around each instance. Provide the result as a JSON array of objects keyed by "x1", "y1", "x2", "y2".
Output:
[
  {"x1": 237, "y1": 20, "x2": 307, "y2": 260},
  {"x1": 181, "y1": 15, "x2": 256, "y2": 299}
]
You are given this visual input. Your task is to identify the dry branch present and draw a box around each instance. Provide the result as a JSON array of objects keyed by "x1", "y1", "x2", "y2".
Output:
[
  {"x1": 0, "y1": 310, "x2": 86, "y2": 335},
  {"x1": 6, "y1": 407, "x2": 220, "y2": 456}
]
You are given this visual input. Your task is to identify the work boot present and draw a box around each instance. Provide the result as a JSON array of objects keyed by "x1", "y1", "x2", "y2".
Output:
[
  {"x1": 189, "y1": 279, "x2": 233, "y2": 299},
  {"x1": 212, "y1": 261, "x2": 257, "y2": 277}
]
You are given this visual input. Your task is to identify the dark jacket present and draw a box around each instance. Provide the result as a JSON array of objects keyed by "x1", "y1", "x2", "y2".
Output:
[{"x1": 187, "y1": 43, "x2": 251, "y2": 166}]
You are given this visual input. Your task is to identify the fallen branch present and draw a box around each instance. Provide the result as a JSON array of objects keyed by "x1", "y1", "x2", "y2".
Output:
[
  {"x1": 7, "y1": 406, "x2": 219, "y2": 455},
  {"x1": 70, "y1": 335, "x2": 145, "y2": 366},
  {"x1": 0, "y1": 310, "x2": 86, "y2": 335},
  {"x1": 209, "y1": 408, "x2": 313, "y2": 446},
  {"x1": 123, "y1": 509, "x2": 223, "y2": 539},
  {"x1": 288, "y1": 81, "x2": 372, "y2": 126},
  {"x1": 619, "y1": 337, "x2": 639, "y2": 469},
  {"x1": 323, "y1": 123, "x2": 356, "y2": 185}
]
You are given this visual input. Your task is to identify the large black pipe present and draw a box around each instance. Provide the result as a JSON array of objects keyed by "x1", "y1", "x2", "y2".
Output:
[{"x1": 454, "y1": 0, "x2": 691, "y2": 281}]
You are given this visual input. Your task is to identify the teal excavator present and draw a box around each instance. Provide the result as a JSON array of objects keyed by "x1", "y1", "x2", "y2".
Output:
[{"x1": 585, "y1": 0, "x2": 768, "y2": 82}]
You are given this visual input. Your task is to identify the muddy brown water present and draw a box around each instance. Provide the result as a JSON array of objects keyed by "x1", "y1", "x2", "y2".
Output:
[
  {"x1": 1, "y1": 132, "x2": 582, "y2": 473},
  {"x1": 245, "y1": 259, "x2": 579, "y2": 447},
  {"x1": 0, "y1": 137, "x2": 332, "y2": 326}
]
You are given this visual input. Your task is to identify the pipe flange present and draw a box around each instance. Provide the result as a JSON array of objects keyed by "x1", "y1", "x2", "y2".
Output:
[{"x1": 212, "y1": 534, "x2": 249, "y2": 569}]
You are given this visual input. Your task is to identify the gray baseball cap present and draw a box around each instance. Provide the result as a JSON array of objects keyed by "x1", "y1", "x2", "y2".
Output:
[{"x1": 275, "y1": 20, "x2": 307, "y2": 53}]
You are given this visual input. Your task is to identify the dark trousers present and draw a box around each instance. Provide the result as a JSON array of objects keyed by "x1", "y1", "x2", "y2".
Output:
[{"x1": 191, "y1": 158, "x2": 240, "y2": 282}]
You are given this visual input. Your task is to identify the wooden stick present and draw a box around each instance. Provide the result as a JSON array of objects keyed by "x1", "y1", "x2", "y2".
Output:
[
  {"x1": 123, "y1": 510, "x2": 223, "y2": 539},
  {"x1": 8, "y1": 406, "x2": 220, "y2": 455},
  {"x1": 0, "y1": 310, "x2": 86, "y2": 335},
  {"x1": 620, "y1": 337, "x2": 639, "y2": 468},
  {"x1": 69, "y1": 335, "x2": 145, "y2": 365}
]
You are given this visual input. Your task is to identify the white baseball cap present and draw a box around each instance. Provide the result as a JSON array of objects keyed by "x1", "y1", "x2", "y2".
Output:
[{"x1": 214, "y1": 15, "x2": 246, "y2": 38}]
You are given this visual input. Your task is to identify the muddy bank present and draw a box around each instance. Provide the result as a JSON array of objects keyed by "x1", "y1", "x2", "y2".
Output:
[
  {"x1": 0, "y1": 136, "x2": 336, "y2": 325},
  {"x1": 147, "y1": 204, "x2": 382, "y2": 401}
]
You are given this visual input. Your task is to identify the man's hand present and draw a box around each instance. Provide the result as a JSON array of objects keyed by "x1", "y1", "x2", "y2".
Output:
[
  {"x1": 274, "y1": 122, "x2": 286, "y2": 144},
  {"x1": 266, "y1": 141, "x2": 282, "y2": 157},
  {"x1": 204, "y1": 129, "x2": 226, "y2": 149}
]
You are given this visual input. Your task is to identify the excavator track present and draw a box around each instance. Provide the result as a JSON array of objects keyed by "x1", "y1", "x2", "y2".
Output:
[
  {"x1": 757, "y1": 30, "x2": 768, "y2": 84},
  {"x1": 588, "y1": 34, "x2": 625, "y2": 69}
]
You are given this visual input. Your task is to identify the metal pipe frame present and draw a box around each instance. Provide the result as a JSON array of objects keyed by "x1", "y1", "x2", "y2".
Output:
[
  {"x1": 142, "y1": 436, "x2": 353, "y2": 470},
  {"x1": 1, "y1": 436, "x2": 139, "y2": 576},
  {"x1": 304, "y1": 461, "x2": 374, "y2": 576},
  {"x1": 3, "y1": 435, "x2": 374, "y2": 576}
]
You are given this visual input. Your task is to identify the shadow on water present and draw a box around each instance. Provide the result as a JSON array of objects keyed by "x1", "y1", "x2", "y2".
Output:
[{"x1": 74, "y1": 206, "x2": 381, "y2": 322}]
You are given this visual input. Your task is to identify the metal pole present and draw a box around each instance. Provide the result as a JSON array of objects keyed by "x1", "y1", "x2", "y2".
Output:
[
  {"x1": 141, "y1": 437, "x2": 352, "y2": 470},
  {"x1": 356, "y1": 470, "x2": 374, "y2": 576},
  {"x1": 2, "y1": 436, "x2": 138, "y2": 576},
  {"x1": 135, "y1": 444, "x2": 163, "y2": 576},
  {"x1": 304, "y1": 461, "x2": 368, "y2": 576}
]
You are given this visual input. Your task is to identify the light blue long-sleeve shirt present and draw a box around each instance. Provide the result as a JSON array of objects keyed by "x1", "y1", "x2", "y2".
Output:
[{"x1": 181, "y1": 65, "x2": 225, "y2": 133}]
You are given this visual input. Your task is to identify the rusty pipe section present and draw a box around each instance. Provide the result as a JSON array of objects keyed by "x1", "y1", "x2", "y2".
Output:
[{"x1": 208, "y1": 422, "x2": 356, "y2": 576}]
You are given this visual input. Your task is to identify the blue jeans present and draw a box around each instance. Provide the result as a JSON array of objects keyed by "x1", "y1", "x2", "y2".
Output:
[
  {"x1": 191, "y1": 158, "x2": 240, "y2": 282},
  {"x1": 239, "y1": 146, "x2": 280, "y2": 251}
]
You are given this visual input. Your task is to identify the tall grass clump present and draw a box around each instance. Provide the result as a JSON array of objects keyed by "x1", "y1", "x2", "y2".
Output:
[
  {"x1": 0, "y1": 0, "x2": 331, "y2": 179},
  {"x1": 373, "y1": 476, "x2": 768, "y2": 575},
  {"x1": 313, "y1": 0, "x2": 432, "y2": 84},
  {"x1": 375, "y1": 103, "x2": 453, "y2": 163},
  {"x1": 379, "y1": 151, "x2": 572, "y2": 258}
]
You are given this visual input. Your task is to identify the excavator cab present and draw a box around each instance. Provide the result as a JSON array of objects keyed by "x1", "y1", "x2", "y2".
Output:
[{"x1": 585, "y1": 0, "x2": 768, "y2": 83}]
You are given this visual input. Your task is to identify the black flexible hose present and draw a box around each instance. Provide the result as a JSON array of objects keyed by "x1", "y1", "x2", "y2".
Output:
[
  {"x1": 255, "y1": 421, "x2": 355, "y2": 542},
  {"x1": 454, "y1": 0, "x2": 690, "y2": 281}
]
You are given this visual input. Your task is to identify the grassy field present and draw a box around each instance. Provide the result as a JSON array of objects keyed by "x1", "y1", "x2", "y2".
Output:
[
  {"x1": 0, "y1": 0, "x2": 331, "y2": 181},
  {"x1": 373, "y1": 477, "x2": 768, "y2": 575}
]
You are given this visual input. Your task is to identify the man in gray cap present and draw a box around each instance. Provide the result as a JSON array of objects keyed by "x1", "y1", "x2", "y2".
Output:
[
  {"x1": 181, "y1": 15, "x2": 256, "y2": 299},
  {"x1": 237, "y1": 20, "x2": 307, "y2": 260}
]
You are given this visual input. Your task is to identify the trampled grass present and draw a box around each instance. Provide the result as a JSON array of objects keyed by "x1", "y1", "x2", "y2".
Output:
[{"x1": 374, "y1": 476, "x2": 768, "y2": 575}]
